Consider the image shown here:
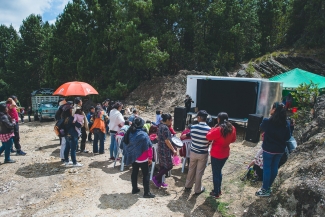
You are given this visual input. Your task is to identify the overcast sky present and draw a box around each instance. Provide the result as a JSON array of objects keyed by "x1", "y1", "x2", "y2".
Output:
[{"x1": 0, "y1": 0, "x2": 71, "y2": 31}]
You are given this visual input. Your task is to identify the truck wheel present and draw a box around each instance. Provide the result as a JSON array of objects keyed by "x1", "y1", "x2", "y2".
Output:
[
  {"x1": 34, "y1": 114, "x2": 39, "y2": 121},
  {"x1": 39, "y1": 115, "x2": 43, "y2": 122}
]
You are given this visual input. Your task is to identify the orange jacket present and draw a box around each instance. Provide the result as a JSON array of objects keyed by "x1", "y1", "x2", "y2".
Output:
[{"x1": 90, "y1": 111, "x2": 106, "y2": 134}]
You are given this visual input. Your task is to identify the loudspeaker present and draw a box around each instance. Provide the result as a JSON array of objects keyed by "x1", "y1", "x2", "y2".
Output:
[
  {"x1": 174, "y1": 107, "x2": 187, "y2": 131},
  {"x1": 245, "y1": 114, "x2": 264, "y2": 143}
]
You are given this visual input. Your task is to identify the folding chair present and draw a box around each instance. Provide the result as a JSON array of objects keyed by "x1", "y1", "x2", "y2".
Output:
[
  {"x1": 150, "y1": 143, "x2": 159, "y2": 180},
  {"x1": 181, "y1": 139, "x2": 192, "y2": 173},
  {"x1": 113, "y1": 135, "x2": 125, "y2": 171}
]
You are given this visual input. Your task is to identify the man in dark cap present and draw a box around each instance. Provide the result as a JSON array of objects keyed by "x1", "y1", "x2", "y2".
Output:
[{"x1": 182, "y1": 110, "x2": 211, "y2": 195}]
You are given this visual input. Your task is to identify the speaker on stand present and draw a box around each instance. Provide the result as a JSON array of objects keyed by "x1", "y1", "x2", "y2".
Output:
[
  {"x1": 173, "y1": 107, "x2": 187, "y2": 131},
  {"x1": 245, "y1": 114, "x2": 264, "y2": 143}
]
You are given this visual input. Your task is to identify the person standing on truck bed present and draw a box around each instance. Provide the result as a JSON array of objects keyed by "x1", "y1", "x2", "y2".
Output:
[
  {"x1": 184, "y1": 94, "x2": 194, "y2": 114},
  {"x1": 6, "y1": 96, "x2": 27, "y2": 156}
]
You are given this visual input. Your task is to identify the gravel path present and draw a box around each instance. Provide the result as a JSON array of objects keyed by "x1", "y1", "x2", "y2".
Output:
[{"x1": 0, "y1": 117, "x2": 261, "y2": 217}]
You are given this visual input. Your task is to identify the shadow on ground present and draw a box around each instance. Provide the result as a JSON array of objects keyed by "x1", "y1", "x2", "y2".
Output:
[
  {"x1": 15, "y1": 161, "x2": 67, "y2": 178},
  {"x1": 98, "y1": 193, "x2": 139, "y2": 209},
  {"x1": 88, "y1": 160, "x2": 126, "y2": 175}
]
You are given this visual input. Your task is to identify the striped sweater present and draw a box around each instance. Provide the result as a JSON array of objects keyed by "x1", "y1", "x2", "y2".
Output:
[{"x1": 190, "y1": 122, "x2": 211, "y2": 154}]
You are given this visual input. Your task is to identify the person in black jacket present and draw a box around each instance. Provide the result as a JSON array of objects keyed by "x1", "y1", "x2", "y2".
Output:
[
  {"x1": 255, "y1": 102, "x2": 291, "y2": 197},
  {"x1": 63, "y1": 103, "x2": 83, "y2": 167},
  {"x1": 184, "y1": 95, "x2": 194, "y2": 114},
  {"x1": 0, "y1": 103, "x2": 16, "y2": 163}
]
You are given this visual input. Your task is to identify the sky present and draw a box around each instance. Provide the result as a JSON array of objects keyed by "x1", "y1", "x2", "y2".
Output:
[{"x1": 0, "y1": 0, "x2": 71, "y2": 31}]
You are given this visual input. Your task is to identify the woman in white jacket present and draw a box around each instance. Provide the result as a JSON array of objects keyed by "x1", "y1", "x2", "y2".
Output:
[{"x1": 108, "y1": 102, "x2": 124, "y2": 160}]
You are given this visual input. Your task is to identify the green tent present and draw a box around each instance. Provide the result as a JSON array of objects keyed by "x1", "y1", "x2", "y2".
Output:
[
  {"x1": 270, "y1": 68, "x2": 325, "y2": 106},
  {"x1": 270, "y1": 68, "x2": 325, "y2": 93}
]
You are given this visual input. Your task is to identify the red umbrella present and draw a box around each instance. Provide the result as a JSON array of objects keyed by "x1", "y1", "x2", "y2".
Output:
[{"x1": 53, "y1": 81, "x2": 99, "y2": 96}]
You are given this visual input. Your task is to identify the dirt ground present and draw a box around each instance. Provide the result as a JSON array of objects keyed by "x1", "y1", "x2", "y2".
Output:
[{"x1": 0, "y1": 115, "x2": 263, "y2": 217}]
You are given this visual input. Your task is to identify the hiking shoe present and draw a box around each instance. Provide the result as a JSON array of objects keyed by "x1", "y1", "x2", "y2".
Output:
[
  {"x1": 255, "y1": 188, "x2": 271, "y2": 197},
  {"x1": 161, "y1": 182, "x2": 168, "y2": 188},
  {"x1": 132, "y1": 188, "x2": 140, "y2": 194},
  {"x1": 143, "y1": 192, "x2": 155, "y2": 198},
  {"x1": 82, "y1": 150, "x2": 89, "y2": 153},
  {"x1": 4, "y1": 159, "x2": 16, "y2": 163},
  {"x1": 65, "y1": 161, "x2": 73, "y2": 166},
  {"x1": 210, "y1": 191, "x2": 220, "y2": 199},
  {"x1": 16, "y1": 150, "x2": 26, "y2": 156},
  {"x1": 152, "y1": 177, "x2": 161, "y2": 188},
  {"x1": 109, "y1": 157, "x2": 115, "y2": 160},
  {"x1": 195, "y1": 187, "x2": 205, "y2": 195},
  {"x1": 185, "y1": 187, "x2": 192, "y2": 191},
  {"x1": 73, "y1": 163, "x2": 83, "y2": 167}
]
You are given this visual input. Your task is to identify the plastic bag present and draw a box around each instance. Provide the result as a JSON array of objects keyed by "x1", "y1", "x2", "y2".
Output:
[{"x1": 172, "y1": 155, "x2": 181, "y2": 166}]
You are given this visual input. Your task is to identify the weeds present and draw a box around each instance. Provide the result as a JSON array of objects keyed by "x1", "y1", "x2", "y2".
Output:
[{"x1": 206, "y1": 197, "x2": 235, "y2": 217}]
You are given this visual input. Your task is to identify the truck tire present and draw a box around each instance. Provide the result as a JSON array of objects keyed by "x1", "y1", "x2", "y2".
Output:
[
  {"x1": 34, "y1": 113, "x2": 39, "y2": 121},
  {"x1": 39, "y1": 114, "x2": 43, "y2": 122}
]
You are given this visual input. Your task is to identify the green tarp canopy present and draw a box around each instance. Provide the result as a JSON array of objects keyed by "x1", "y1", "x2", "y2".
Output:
[{"x1": 269, "y1": 68, "x2": 325, "y2": 92}]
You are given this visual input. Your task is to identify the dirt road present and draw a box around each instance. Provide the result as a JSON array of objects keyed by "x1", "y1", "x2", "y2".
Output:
[{"x1": 0, "y1": 118, "x2": 261, "y2": 217}]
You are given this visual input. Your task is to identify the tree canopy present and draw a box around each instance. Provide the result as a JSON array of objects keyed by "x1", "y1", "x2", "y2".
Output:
[{"x1": 0, "y1": 0, "x2": 324, "y2": 105}]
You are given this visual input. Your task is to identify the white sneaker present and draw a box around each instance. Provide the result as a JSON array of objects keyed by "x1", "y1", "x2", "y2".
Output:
[
  {"x1": 65, "y1": 161, "x2": 73, "y2": 166},
  {"x1": 73, "y1": 162, "x2": 83, "y2": 167}
]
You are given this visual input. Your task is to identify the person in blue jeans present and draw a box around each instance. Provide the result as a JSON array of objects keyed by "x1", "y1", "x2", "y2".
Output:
[
  {"x1": 108, "y1": 102, "x2": 125, "y2": 160},
  {"x1": 61, "y1": 103, "x2": 83, "y2": 167},
  {"x1": 255, "y1": 102, "x2": 291, "y2": 197},
  {"x1": 0, "y1": 103, "x2": 16, "y2": 163},
  {"x1": 90, "y1": 106, "x2": 108, "y2": 154}
]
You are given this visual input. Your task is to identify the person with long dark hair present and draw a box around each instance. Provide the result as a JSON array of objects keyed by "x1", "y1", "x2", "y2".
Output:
[
  {"x1": 122, "y1": 117, "x2": 155, "y2": 198},
  {"x1": 206, "y1": 112, "x2": 236, "y2": 199},
  {"x1": 0, "y1": 103, "x2": 16, "y2": 163},
  {"x1": 152, "y1": 114, "x2": 177, "y2": 188},
  {"x1": 63, "y1": 103, "x2": 83, "y2": 167},
  {"x1": 255, "y1": 102, "x2": 291, "y2": 197},
  {"x1": 108, "y1": 102, "x2": 125, "y2": 160},
  {"x1": 72, "y1": 97, "x2": 89, "y2": 153}
]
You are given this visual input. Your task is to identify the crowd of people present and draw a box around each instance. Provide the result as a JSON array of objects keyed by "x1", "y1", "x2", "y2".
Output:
[{"x1": 0, "y1": 94, "x2": 295, "y2": 199}]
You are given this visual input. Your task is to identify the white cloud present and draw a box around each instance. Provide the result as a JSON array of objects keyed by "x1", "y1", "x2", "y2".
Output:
[{"x1": 0, "y1": 0, "x2": 71, "y2": 31}]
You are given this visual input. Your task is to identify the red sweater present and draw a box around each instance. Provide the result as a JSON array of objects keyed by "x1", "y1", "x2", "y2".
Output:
[
  {"x1": 169, "y1": 126, "x2": 177, "y2": 136},
  {"x1": 206, "y1": 126, "x2": 236, "y2": 159}
]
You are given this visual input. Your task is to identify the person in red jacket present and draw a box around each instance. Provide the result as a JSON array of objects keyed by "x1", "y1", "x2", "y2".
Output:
[{"x1": 206, "y1": 112, "x2": 236, "y2": 199}]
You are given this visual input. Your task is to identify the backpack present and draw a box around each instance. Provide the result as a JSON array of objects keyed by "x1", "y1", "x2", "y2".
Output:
[{"x1": 54, "y1": 119, "x2": 65, "y2": 136}]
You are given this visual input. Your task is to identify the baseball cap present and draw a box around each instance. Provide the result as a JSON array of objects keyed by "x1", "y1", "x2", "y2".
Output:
[{"x1": 194, "y1": 110, "x2": 208, "y2": 118}]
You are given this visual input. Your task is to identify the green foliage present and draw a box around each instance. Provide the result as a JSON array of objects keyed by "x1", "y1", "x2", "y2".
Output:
[
  {"x1": 206, "y1": 197, "x2": 234, "y2": 217},
  {"x1": 291, "y1": 81, "x2": 319, "y2": 109},
  {"x1": 0, "y1": 0, "x2": 324, "y2": 105},
  {"x1": 246, "y1": 62, "x2": 255, "y2": 77}
]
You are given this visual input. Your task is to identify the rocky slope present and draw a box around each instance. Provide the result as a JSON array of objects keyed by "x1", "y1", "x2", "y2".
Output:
[
  {"x1": 243, "y1": 95, "x2": 325, "y2": 216},
  {"x1": 235, "y1": 53, "x2": 325, "y2": 78}
]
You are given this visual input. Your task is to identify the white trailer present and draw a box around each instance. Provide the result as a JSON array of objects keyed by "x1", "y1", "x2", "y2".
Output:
[{"x1": 186, "y1": 75, "x2": 283, "y2": 119}]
